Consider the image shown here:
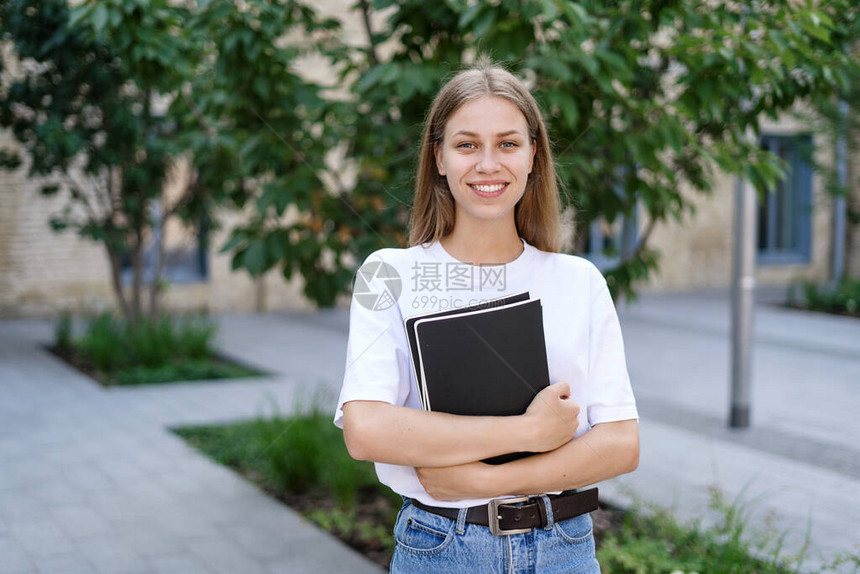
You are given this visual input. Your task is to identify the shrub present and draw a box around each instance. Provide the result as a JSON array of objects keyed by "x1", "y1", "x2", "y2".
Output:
[
  {"x1": 54, "y1": 311, "x2": 245, "y2": 385},
  {"x1": 54, "y1": 310, "x2": 73, "y2": 353},
  {"x1": 787, "y1": 277, "x2": 860, "y2": 318}
]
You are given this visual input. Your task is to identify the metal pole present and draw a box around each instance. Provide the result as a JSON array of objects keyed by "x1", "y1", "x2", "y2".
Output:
[
  {"x1": 730, "y1": 4, "x2": 755, "y2": 429},
  {"x1": 730, "y1": 171, "x2": 756, "y2": 428},
  {"x1": 833, "y1": 100, "x2": 848, "y2": 284}
]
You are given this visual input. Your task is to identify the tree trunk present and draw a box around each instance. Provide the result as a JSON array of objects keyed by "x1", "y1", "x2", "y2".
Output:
[
  {"x1": 149, "y1": 197, "x2": 167, "y2": 321},
  {"x1": 131, "y1": 224, "x2": 143, "y2": 324},
  {"x1": 106, "y1": 242, "x2": 132, "y2": 322}
]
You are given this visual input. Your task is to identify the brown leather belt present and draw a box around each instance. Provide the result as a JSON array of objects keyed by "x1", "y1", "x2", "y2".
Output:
[{"x1": 412, "y1": 487, "x2": 598, "y2": 536}]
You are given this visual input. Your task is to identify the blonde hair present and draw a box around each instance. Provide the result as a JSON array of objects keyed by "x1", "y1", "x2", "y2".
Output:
[{"x1": 407, "y1": 63, "x2": 562, "y2": 252}]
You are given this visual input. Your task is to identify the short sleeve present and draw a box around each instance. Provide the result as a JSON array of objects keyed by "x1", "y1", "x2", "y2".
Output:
[
  {"x1": 333, "y1": 251, "x2": 412, "y2": 429},
  {"x1": 586, "y1": 280, "x2": 639, "y2": 425}
]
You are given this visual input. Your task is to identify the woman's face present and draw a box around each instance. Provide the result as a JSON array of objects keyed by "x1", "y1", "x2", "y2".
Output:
[{"x1": 435, "y1": 96, "x2": 535, "y2": 230}]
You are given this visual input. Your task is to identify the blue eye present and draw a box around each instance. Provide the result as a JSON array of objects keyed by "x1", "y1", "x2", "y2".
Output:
[
  {"x1": 457, "y1": 142, "x2": 476, "y2": 149},
  {"x1": 501, "y1": 141, "x2": 518, "y2": 148}
]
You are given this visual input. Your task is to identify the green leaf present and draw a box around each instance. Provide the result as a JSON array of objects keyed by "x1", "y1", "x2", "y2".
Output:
[
  {"x1": 219, "y1": 233, "x2": 246, "y2": 254},
  {"x1": 91, "y1": 4, "x2": 109, "y2": 35},
  {"x1": 356, "y1": 65, "x2": 385, "y2": 93},
  {"x1": 242, "y1": 240, "x2": 268, "y2": 276},
  {"x1": 472, "y1": 9, "x2": 496, "y2": 38},
  {"x1": 458, "y1": 3, "x2": 483, "y2": 29}
]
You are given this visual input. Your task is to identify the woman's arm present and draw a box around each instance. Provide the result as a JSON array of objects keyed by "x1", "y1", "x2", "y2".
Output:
[
  {"x1": 415, "y1": 419, "x2": 639, "y2": 501},
  {"x1": 342, "y1": 382, "x2": 581, "y2": 468}
]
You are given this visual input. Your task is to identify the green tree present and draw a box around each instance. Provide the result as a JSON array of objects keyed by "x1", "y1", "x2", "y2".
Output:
[
  {"x1": 173, "y1": 0, "x2": 349, "y2": 307},
  {"x1": 0, "y1": 0, "x2": 201, "y2": 321},
  {"x1": 0, "y1": 0, "x2": 343, "y2": 315},
  {"x1": 325, "y1": 0, "x2": 859, "y2": 300},
  {"x1": 3, "y1": 1, "x2": 857, "y2": 311}
]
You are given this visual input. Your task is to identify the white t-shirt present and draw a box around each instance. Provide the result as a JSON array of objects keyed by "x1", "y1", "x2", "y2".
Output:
[{"x1": 334, "y1": 237, "x2": 638, "y2": 508}]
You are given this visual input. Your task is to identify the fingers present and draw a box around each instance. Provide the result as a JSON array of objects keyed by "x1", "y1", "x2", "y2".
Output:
[{"x1": 553, "y1": 380, "x2": 571, "y2": 399}]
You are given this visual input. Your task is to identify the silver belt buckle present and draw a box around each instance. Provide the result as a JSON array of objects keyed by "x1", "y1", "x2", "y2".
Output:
[{"x1": 488, "y1": 496, "x2": 532, "y2": 536}]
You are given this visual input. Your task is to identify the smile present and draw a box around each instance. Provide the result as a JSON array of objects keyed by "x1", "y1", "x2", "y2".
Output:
[{"x1": 469, "y1": 183, "x2": 507, "y2": 197}]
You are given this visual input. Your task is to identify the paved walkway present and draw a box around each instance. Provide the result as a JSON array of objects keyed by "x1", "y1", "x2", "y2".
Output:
[
  {"x1": 609, "y1": 290, "x2": 860, "y2": 571},
  {"x1": 1, "y1": 290, "x2": 858, "y2": 572}
]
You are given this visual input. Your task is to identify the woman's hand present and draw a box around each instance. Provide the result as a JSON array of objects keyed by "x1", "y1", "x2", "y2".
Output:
[
  {"x1": 521, "y1": 382, "x2": 581, "y2": 453},
  {"x1": 415, "y1": 462, "x2": 496, "y2": 502}
]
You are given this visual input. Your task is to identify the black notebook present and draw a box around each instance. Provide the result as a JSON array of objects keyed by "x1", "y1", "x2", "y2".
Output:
[
  {"x1": 406, "y1": 295, "x2": 551, "y2": 464},
  {"x1": 404, "y1": 291, "x2": 531, "y2": 409}
]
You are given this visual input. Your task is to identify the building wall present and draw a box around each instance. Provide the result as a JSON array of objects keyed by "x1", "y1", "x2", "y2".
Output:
[
  {"x1": 645, "y1": 112, "x2": 841, "y2": 294},
  {"x1": 0, "y1": 142, "x2": 316, "y2": 318}
]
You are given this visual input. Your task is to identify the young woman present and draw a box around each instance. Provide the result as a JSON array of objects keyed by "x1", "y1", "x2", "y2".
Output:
[{"x1": 335, "y1": 63, "x2": 639, "y2": 573}]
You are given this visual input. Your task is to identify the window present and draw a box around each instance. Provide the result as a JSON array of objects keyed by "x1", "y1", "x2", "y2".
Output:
[
  {"x1": 582, "y1": 210, "x2": 638, "y2": 271},
  {"x1": 757, "y1": 134, "x2": 813, "y2": 265},
  {"x1": 121, "y1": 202, "x2": 209, "y2": 285}
]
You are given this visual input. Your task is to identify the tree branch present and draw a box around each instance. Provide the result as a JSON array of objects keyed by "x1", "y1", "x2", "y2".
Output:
[{"x1": 358, "y1": 0, "x2": 380, "y2": 67}]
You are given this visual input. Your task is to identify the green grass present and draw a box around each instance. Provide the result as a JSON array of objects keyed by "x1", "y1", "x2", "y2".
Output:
[
  {"x1": 173, "y1": 409, "x2": 401, "y2": 566},
  {"x1": 787, "y1": 277, "x2": 860, "y2": 318},
  {"x1": 174, "y1": 412, "x2": 860, "y2": 572},
  {"x1": 598, "y1": 488, "x2": 859, "y2": 574},
  {"x1": 53, "y1": 311, "x2": 262, "y2": 386}
]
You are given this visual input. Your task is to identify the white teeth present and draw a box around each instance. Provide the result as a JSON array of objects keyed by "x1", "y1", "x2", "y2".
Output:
[{"x1": 472, "y1": 184, "x2": 505, "y2": 193}]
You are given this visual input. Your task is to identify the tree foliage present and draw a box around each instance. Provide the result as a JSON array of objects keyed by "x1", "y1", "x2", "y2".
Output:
[
  {"x1": 0, "y1": 0, "x2": 345, "y2": 314},
  {"x1": 1, "y1": 0, "x2": 858, "y2": 309},
  {"x1": 0, "y1": 0, "x2": 200, "y2": 321},
  {"x1": 331, "y1": 0, "x2": 859, "y2": 299}
]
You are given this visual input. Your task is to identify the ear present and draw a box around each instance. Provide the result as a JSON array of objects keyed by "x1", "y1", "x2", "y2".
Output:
[
  {"x1": 434, "y1": 142, "x2": 446, "y2": 176},
  {"x1": 528, "y1": 139, "x2": 537, "y2": 174}
]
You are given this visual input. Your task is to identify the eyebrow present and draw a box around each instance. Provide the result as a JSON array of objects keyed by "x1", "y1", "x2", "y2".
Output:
[{"x1": 452, "y1": 130, "x2": 525, "y2": 138}]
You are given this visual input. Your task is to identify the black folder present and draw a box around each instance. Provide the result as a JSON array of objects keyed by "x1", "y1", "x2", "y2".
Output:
[
  {"x1": 404, "y1": 291, "x2": 531, "y2": 409},
  {"x1": 406, "y1": 296, "x2": 551, "y2": 464}
]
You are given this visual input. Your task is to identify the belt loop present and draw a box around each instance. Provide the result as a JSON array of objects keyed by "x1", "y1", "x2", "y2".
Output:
[
  {"x1": 539, "y1": 495, "x2": 554, "y2": 530},
  {"x1": 455, "y1": 507, "x2": 468, "y2": 535}
]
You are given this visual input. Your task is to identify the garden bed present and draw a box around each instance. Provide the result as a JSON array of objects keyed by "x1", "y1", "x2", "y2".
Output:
[
  {"x1": 174, "y1": 411, "x2": 833, "y2": 573},
  {"x1": 51, "y1": 311, "x2": 263, "y2": 386}
]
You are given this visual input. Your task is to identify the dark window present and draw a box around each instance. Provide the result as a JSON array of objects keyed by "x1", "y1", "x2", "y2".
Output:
[
  {"x1": 757, "y1": 134, "x2": 813, "y2": 265},
  {"x1": 121, "y1": 202, "x2": 209, "y2": 285},
  {"x1": 582, "y1": 210, "x2": 638, "y2": 271}
]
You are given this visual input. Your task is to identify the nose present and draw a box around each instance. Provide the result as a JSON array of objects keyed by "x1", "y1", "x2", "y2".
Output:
[{"x1": 476, "y1": 148, "x2": 500, "y2": 173}]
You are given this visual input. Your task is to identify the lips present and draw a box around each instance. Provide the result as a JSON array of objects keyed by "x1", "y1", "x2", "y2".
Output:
[{"x1": 469, "y1": 182, "x2": 508, "y2": 198}]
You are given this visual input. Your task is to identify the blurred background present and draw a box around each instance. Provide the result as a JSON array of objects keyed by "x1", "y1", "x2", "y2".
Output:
[{"x1": 1, "y1": 1, "x2": 858, "y2": 573}]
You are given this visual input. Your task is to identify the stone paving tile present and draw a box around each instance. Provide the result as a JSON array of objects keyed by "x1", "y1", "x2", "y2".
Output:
[
  {"x1": 74, "y1": 534, "x2": 152, "y2": 574},
  {"x1": 185, "y1": 537, "x2": 264, "y2": 574},
  {"x1": 0, "y1": 487, "x2": 51, "y2": 524},
  {"x1": 220, "y1": 524, "x2": 292, "y2": 561},
  {"x1": 31, "y1": 553, "x2": 98, "y2": 574},
  {"x1": 49, "y1": 504, "x2": 114, "y2": 539},
  {"x1": 31, "y1": 476, "x2": 93, "y2": 506},
  {"x1": 139, "y1": 506, "x2": 223, "y2": 540},
  {"x1": 144, "y1": 553, "x2": 215, "y2": 574},
  {"x1": 8, "y1": 519, "x2": 77, "y2": 557},
  {"x1": 113, "y1": 525, "x2": 189, "y2": 558},
  {"x1": 88, "y1": 491, "x2": 160, "y2": 526},
  {"x1": 62, "y1": 462, "x2": 116, "y2": 493},
  {"x1": 0, "y1": 536, "x2": 37, "y2": 573},
  {"x1": 0, "y1": 458, "x2": 55, "y2": 490},
  {"x1": 0, "y1": 438, "x2": 31, "y2": 461}
]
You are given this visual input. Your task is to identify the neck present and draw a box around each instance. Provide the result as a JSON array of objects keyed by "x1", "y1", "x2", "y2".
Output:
[{"x1": 441, "y1": 219, "x2": 523, "y2": 265}]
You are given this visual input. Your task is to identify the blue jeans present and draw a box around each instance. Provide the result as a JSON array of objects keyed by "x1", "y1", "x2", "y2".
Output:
[{"x1": 390, "y1": 497, "x2": 601, "y2": 573}]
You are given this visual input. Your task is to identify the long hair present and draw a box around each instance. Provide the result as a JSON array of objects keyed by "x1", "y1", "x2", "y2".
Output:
[{"x1": 407, "y1": 63, "x2": 562, "y2": 253}]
